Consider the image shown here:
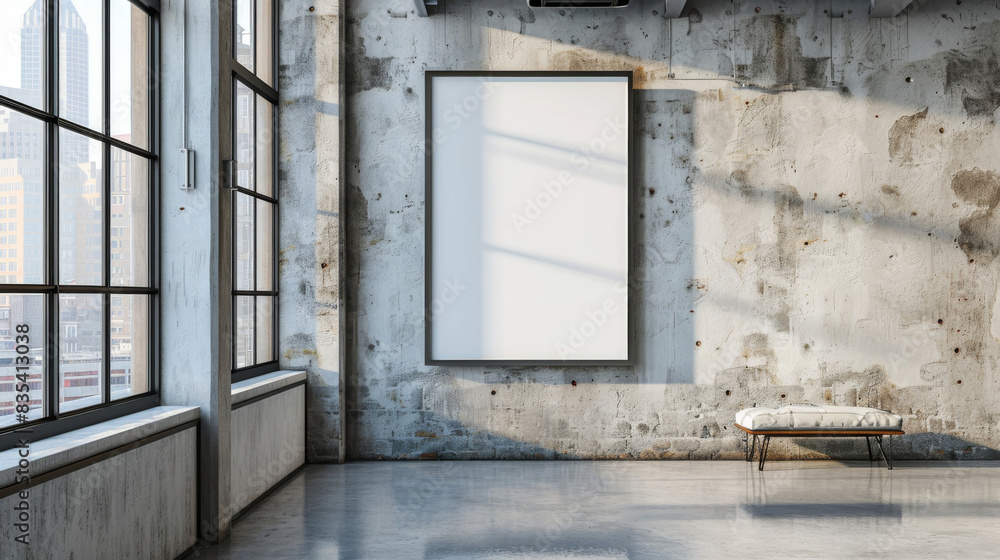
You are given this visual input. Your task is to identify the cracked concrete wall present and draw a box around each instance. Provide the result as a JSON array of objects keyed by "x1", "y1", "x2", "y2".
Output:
[{"x1": 335, "y1": 0, "x2": 1000, "y2": 460}]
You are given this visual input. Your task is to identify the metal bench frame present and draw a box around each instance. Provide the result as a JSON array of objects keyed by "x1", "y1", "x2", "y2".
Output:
[{"x1": 734, "y1": 423, "x2": 904, "y2": 471}]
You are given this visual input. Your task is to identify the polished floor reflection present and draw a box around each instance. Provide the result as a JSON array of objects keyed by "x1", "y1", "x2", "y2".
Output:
[{"x1": 197, "y1": 460, "x2": 1000, "y2": 559}]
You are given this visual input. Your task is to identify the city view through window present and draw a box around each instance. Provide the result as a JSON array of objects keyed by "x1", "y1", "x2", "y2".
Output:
[
  {"x1": 0, "y1": 0, "x2": 153, "y2": 428},
  {"x1": 232, "y1": 0, "x2": 277, "y2": 376}
]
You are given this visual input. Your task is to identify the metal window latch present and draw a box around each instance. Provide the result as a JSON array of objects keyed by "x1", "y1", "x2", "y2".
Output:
[
  {"x1": 180, "y1": 148, "x2": 195, "y2": 190},
  {"x1": 226, "y1": 160, "x2": 239, "y2": 191}
]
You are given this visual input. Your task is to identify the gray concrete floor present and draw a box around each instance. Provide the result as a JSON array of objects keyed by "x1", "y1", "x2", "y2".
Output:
[{"x1": 195, "y1": 460, "x2": 1000, "y2": 559}]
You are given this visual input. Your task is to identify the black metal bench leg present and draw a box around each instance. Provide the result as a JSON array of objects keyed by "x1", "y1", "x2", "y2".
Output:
[
  {"x1": 873, "y1": 435, "x2": 892, "y2": 471},
  {"x1": 866, "y1": 436, "x2": 874, "y2": 462},
  {"x1": 758, "y1": 436, "x2": 771, "y2": 471},
  {"x1": 748, "y1": 434, "x2": 757, "y2": 463}
]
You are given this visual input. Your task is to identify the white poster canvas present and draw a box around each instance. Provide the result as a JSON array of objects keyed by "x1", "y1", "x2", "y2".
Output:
[{"x1": 427, "y1": 72, "x2": 631, "y2": 363}]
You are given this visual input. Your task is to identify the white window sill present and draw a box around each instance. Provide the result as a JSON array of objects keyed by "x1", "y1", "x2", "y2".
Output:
[
  {"x1": 232, "y1": 370, "x2": 306, "y2": 406},
  {"x1": 0, "y1": 406, "x2": 199, "y2": 488}
]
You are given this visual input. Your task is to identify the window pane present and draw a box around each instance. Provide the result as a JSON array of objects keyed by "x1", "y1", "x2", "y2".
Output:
[
  {"x1": 255, "y1": 95, "x2": 273, "y2": 197},
  {"x1": 0, "y1": 1, "x2": 46, "y2": 109},
  {"x1": 255, "y1": 0, "x2": 272, "y2": 85},
  {"x1": 235, "y1": 0, "x2": 253, "y2": 71},
  {"x1": 235, "y1": 81, "x2": 255, "y2": 191},
  {"x1": 0, "y1": 107, "x2": 46, "y2": 284},
  {"x1": 235, "y1": 295, "x2": 254, "y2": 368},
  {"x1": 0, "y1": 294, "x2": 45, "y2": 429},
  {"x1": 111, "y1": 294, "x2": 147, "y2": 401},
  {"x1": 110, "y1": 0, "x2": 149, "y2": 149},
  {"x1": 235, "y1": 192, "x2": 254, "y2": 290},
  {"x1": 256, "y1": 199, "x2": 272, "y2": 291},
  {"x1": 255, "y1": 296, "x2": 273, "y2": 363},
  {"x1": 59, "y1": 0, "x2": 104, "y2": 132},
  {"x1": 110, "y1": 149, "x2": 148, "y2": 286},
  {"x1": 59, "y1": 130, "x2": 103, "y2": 286},
  {"x1": 59, "y1": 293, "x2": 103, "y2": 413}
]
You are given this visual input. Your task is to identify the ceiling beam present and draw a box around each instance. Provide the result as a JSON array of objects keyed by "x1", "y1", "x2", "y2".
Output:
[
  {"x1": 413, "y1": 0, "x2": 429, "y2": 17},
  {"x1": 869, "y1": 0, "x2": 915, "y2": 18},
  {"x1": 663, "y1": 0, "x2": 688, "y2": 18}
]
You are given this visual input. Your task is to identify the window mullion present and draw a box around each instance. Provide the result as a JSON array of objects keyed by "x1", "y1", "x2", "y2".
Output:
[
  {"x1": 251, "y1": 95, "x2": 258, "y2": 367},
  {"x1": 47, "y1": 0, "x2": 59, "y2": 422},
  {"x1": 103, "y1": 0, "x2": 111, "y2": 394},
  {"x1": 251, "y1": 0, "x2": 257, "y2": 74},
  {"x1": 103, "y1": 141, "x2": 111, "y2": 404},
  {"x1": 47, "y1": 124, "x2": 59, "y2": 422},
  {"x1": 104, "y1": 0, "x2": 111, "y2": 138},
  {"x1": 231, "y1": 189, "x2": 238, "y2": 368},
  {"x1": 270, "y1": 92, "x2": 277, "y2": 361},
  {"x1": 48, "y1": 0, "x2": 58, "y2": 118},
  {"x1": 103, "y1": 293, "x2": 110, "y2": 404},
  {"x1": 232, "y1": 66, "x2": 277, "y2": 103},
  {"x1": 148, "y1": 11, "x2": 158, "y2": 396}
]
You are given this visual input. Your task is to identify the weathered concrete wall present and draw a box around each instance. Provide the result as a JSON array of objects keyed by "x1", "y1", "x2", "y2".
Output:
[
  {"x1": 279, "y1": 0, "x2": 347, "y2": 463},
  {"x1": 338, "y1": 0, "x2": 1000, "y2": 460},
  {"x1": 231, "y1": 386, "x2": 306, "y2": 513},
  {"x1": 160, "y1": 0, "x2": 233, "y2": 539},
  {"x1": 0, "y1": 428, "x2": 197, "y2": 560}
]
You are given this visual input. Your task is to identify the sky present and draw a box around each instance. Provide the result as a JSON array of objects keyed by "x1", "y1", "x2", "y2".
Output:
[{"x1": 0, "y1": 0, "x2": 140, "y2": 141}]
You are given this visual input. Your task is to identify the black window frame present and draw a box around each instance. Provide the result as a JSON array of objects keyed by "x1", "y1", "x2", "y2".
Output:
[
  {"x1": 0, "y1": 0, "x2": 160, "y2": 451},
  {"x1": 230, "y1": 0, "x2": 278, "y2": 383}
]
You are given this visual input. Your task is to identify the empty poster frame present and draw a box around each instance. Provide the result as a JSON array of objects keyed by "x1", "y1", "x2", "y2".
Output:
[{"x1": 425, "y1": 71, "x2": 633, "y2": 366}]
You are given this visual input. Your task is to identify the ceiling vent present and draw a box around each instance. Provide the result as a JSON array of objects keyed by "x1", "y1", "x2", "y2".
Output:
[{"x1": 527, "y1": 0, "x2": 629, "y2": 7}]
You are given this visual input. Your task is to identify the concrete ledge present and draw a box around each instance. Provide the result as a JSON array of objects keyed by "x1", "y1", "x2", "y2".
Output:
[
  {"x1": 0, "y1": 406, "x2": 199, "y2": 487},
  {"x1": 232, "y1": 370, "x2": 307, "y2": 406}
]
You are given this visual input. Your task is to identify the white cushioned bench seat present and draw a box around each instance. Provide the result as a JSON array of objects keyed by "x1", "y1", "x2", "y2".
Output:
[{"x1": 735, "y1": 404, "x2": 903, "y2": 431}]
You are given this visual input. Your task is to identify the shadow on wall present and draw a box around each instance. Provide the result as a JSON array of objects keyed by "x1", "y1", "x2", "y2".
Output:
[
  {"x1": 503, "y1": 0, "x2": 1000, "y2": 108},
  {"x1": 339, "y1": 0, "x2": 1000, "y2": 461},
  {"x1": 346, "y1": 408, "x2": 589, "y2": 460},
  {"x1": 375, "y1": 0, "x2": 1000, "y2": 387}
]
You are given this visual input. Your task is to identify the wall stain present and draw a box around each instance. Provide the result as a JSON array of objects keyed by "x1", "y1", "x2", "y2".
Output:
[
  {"x1": 888, "y1": 107, "x2": 934, "y2": 163},
  {"x1": 735, "y1": 15, "x2": 829, "y2": 91},
  {"x1": 952, "y1": 168, "x2": 1000, "y2": 263},
  {"x1": 336, "y1": 0, "x2": 1000, "y2": 463},
  {"x1": 348, "y1": 38, "x2": 392, "y2": 92},
  {"x1": 944, "y1": 47, "x2": 1000, "y2": 118},
  {"x1": 687, "y1": 8, "x2": 703, "y2": 27},
  {"x1": 549, "y1": 50, "x2": 648, "y2": 89},
  {"x1": 516, "y1": 8, "x2": 536, "y2": 35}
]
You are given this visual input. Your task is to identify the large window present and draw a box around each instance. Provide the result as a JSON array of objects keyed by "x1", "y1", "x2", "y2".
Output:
[
  {"x1": 232, "y1": 0, "x2": 276, "y2": 380},
  {"x1": 0, "y1": 0, "x2": 156, "y2": 447}
]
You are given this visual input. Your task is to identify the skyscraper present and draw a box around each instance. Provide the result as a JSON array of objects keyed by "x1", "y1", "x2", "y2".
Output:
[
  {"x1": 0, "y1": 0, "x2": 116, "y2": 420},
  {"x1": 20, "y1": 1, "x2": 44, "y2": 95}
]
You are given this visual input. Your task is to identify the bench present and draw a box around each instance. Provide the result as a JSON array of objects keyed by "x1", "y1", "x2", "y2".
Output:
[{"x1": 734, "y1": 405, "x2": 905, "y2": 471}]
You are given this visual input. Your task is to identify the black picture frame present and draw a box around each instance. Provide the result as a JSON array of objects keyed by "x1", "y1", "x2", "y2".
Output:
[{"x1": 424, "y1": 70, "x2": 634, "y2": 367}]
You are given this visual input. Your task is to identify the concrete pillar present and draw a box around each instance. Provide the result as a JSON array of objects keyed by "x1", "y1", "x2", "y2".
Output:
[
  {"x1": 159, "y1": 0, "x2": 233, "y2": 542},
  {"x1": 278, "y1": 0, "x2": 346, "y2": 463}
]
